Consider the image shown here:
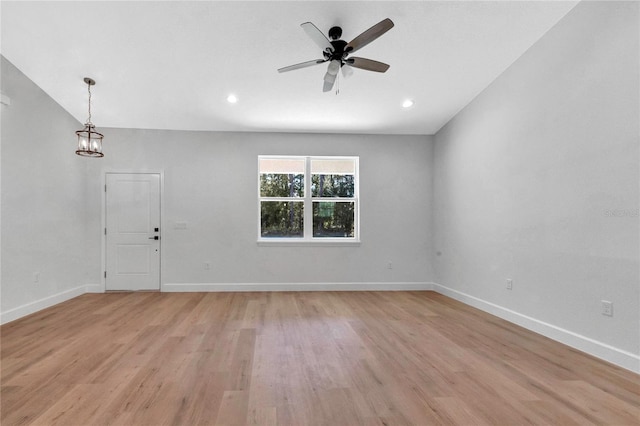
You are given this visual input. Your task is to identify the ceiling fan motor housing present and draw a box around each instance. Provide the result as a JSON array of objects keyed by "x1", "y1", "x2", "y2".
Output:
[
  {"x1": 325, "y1": 26, "x2": 351, "y2": 65},
  {"x1": 327, "y1": 39, "x2": 349, "y2": 63}
]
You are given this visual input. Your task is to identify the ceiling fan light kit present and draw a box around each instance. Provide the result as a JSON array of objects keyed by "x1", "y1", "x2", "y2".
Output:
[{"x1": 278, "y1": 18, "x2": 394, "y2": 93}]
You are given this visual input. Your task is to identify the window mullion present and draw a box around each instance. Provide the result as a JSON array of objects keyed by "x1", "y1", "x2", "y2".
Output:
[{"x1": 303, "y1": 156, "x2": 312, "y2": 239}]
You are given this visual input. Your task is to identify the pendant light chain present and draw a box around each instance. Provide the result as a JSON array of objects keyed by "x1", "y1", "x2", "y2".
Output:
[{"x1": 86, "y1": 81, "x2": 93, "y2": 125}]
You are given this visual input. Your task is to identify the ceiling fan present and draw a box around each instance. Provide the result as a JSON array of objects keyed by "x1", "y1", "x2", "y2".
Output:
[{"x1": 278, "y1": 18, "x2": 394, "y2": 92}]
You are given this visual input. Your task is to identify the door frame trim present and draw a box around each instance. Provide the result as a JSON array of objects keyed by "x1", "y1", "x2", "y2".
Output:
[{"x1": 102, "y1": 170, "x2": 165, "y2": 292}]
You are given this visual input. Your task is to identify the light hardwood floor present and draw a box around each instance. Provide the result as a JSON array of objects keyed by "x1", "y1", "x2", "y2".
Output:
[{"x1": 2, "y1": 291, "x2": 639, "y2": 425}]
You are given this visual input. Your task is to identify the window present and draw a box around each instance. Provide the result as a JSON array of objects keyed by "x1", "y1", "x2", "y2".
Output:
[{"x1": 259, "y1": 156, "x2": 359, "y2": 243}]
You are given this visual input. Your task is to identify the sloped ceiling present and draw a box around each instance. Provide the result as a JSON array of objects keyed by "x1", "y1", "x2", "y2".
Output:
[{"x1": 1, "y1": 1, "x2": 578, "y2": 135}]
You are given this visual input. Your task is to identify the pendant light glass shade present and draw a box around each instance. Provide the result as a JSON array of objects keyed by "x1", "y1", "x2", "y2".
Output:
[
  {"x1": 75, "y1": 77, "x2": 104, "y2": 157},
  {"x1": 75, "y1": 123, "x2": 104, "y2": 157}
]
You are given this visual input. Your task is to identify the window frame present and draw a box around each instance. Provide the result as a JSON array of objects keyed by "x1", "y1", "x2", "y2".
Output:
[{"x1": 258, "y1": 155, "x2": 360, "y2": 245}]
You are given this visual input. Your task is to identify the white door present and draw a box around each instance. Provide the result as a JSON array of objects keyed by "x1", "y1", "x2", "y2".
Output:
[{"x1": 105, "y1": 173, "x2": 161, "y2": 291}]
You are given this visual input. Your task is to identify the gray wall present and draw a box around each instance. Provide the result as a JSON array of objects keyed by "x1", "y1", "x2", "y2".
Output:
[
  {"x1": 433, "y1": 1, "x2": 639, "y2": 357},
  {"x1": 1, "y1": 57, "x2": 90, "y2": 319},
  {"x1": 84, "y1": 129, "x2": 435, "y2": 289}
]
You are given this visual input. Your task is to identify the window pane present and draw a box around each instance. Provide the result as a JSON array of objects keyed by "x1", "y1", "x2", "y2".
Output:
[
  {"x1": 260, "y1": 158, "x2": 305, "y2": 174},
  {"x1": 310, "y1": 158, "x2": 355, "y2": 174},
  {"x1": 260, "y1": 173, "x2": 304, "y2": 197},
  {"x1": 313, "y1": 201, "x2": 355, "y2": 237},
  {"x1": 311, "y1": 174, "x2": 354, "y2": 197},
  {"x1": 261, "y1": 201, "x2": 304, "y2": 238}
]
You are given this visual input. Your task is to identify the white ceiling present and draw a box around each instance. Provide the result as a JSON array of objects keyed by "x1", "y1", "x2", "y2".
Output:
[{"x1": 1, "y1": 1, "x2": 578, "y2": 135}]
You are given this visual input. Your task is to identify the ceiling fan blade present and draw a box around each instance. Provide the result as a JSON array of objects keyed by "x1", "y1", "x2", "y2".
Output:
[
  {"x1": 347, "y1": 57, "x2": 390, "y2": 73},
  {"x1": 301, "y1": 22, "x2": 334, "y2": 53},
  {"x1": 278, "y1": 59, "x2": 326, "y2": 73},
  {"x1": 345, "y1": 18, "x2": 394, "y2": 54}
]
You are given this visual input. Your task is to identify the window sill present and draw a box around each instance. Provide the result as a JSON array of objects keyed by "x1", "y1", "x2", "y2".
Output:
[{"x1": 257, "y1": 239, "x2": 361, "y2": 247}]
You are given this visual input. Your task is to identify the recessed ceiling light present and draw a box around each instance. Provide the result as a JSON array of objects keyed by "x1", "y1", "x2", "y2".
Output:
[
  {"x1": 227, "y1": 94, "x2": 238, "y2": 104},
  {"x1": 402, "y1": 99, "x2": 414, "y2": 108}
]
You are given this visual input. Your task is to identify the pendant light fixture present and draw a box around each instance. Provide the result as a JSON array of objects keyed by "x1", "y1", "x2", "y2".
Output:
[{"x1": 75, "y1": 77, "x2": 104, "y2": 157}]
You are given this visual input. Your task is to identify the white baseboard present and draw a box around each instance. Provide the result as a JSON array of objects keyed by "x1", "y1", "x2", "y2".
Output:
[
  {"x1": 85, "y1": 283, "x2": 103, "y2": 293},
  {"x1": 1, "y1": 283, "x2": 430, "y2": 325},
  {"x1": 162, "y1": 282, "x2": 433, "y2": 292},
  {"x1": 0, "y1": 285, "x2": 90, "y2": 325},
  {"x1": 431, "y1": 282, "x2": 640, "y2": 374}
]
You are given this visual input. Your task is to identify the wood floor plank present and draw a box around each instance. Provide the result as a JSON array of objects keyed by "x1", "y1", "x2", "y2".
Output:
[{"x1": 2, "y1": 291, "x2": 639, "y2": 425}]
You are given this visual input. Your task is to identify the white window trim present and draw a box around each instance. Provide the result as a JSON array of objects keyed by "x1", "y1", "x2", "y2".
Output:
[{"x1": 258, "y1": 155, "x2": 360, "y2": 245}]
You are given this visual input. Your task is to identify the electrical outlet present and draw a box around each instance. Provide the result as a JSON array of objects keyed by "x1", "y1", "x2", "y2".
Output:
[
  {"x1": 601, "y1": 300, "x2": 613, "y2": 317},
  {"x1": 506, "y1": 279, "x2": 513, "y2": 290},
  {"x1": 33, "y1": 272, "x2": 40, "y2": 283},
  {"x1": 204, "y1": 262, "x2": 211, "y2": 270},
  {"x1": 387, "y1": 262, "x2": 393, "y2": 270}
]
